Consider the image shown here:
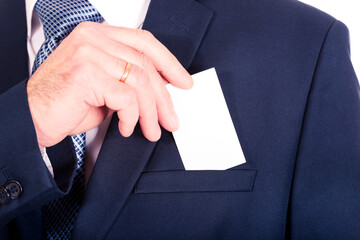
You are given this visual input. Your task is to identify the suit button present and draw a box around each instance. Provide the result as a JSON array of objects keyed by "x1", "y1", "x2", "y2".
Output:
[
  {"x1": 5, "y1": 180, "x2": 23, "y2": 200},
  {"x1": 0, "y1": 187, "x2": 10, "y2": 205}
]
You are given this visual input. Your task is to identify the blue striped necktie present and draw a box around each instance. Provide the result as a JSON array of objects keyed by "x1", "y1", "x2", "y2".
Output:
[{"x1": 32, "y1": 0, "x2": 102, "y2": 239}]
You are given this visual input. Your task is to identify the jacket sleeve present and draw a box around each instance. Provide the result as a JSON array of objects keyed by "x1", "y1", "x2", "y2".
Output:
[
  {"x1": 288, "y1": 20, "x2": 360, "y2": 239},
  {"x1": 0, "y1": 79, "x2": 76, "y2": 225}
]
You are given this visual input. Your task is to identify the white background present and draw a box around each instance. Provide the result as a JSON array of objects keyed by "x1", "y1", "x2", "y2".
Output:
[{"x1": 300, "y1": 0, "x2": 359, "y2": 78}]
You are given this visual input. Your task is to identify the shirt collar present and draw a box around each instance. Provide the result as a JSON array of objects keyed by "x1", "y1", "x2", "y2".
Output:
[
  {"x1": 25, "y1": 0, "x2": 151, "y2": 38},
  {"x1": 90, "y1": 0, "x2": 150, "y2": 28},
  {"x1": 25, "y1": 0, "x2": 36, "y2": 38}
]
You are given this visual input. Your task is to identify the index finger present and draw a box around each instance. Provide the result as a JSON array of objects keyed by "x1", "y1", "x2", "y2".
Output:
[{"x1": 98, "y1": 24, "x2": 193, "y2": 89}]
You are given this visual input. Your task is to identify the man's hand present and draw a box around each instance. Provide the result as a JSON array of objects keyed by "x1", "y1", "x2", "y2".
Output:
[{"x1": 27, "y1": 22, "x2": 193, "y2": 147}]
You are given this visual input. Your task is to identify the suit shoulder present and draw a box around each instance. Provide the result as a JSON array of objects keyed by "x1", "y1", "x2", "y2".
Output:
[
  {"x1": 208, "y1": 0, "x2": 338, "y2": 36},
  {"x1": 278, "y1": 1, "x2": 350, "y2": 47},
  {"x1": 282, "y1": 0, "x2": 335, "y2": 21},
  {"x1": 267, "y1": 0, "x2": 337, "y2": 33}
]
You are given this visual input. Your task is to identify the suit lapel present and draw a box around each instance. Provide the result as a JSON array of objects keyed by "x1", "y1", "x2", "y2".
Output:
[
  {"x1": 0, "y1": 0, "x2": 28, "y2": 94},
  {"x1": 1, "y1": 1, "x2": 40, "y2": 237},
  {"x1": 142, "y1": 0, "x2": 214, "y2": 69},
  {"x1": 72, "y1": 0, "x2": 213, "y2": 238}
]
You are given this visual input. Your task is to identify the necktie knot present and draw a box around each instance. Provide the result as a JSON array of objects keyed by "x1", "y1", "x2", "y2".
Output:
[
  {"x1": 33, "y1": 0, "x2": 103, "y2": 73},
  {"x1": 35, "y1": 0, "x2": 103, "y2": 40}
]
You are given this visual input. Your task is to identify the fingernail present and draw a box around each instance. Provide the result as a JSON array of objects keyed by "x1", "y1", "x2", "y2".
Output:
[
  {"x1": 185, "y1": 75, "x2": 194, "y2": 89},
  {"x1": 171, "y1": 112, "x2": 180, "y2": 131}
]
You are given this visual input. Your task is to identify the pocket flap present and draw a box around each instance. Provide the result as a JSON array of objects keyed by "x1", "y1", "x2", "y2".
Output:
[{"x1": 134, "y1": 169, "x2": 257, "y2": 193}]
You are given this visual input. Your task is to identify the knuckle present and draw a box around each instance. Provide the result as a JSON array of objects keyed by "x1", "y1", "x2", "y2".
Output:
[
  {"x1": 143, "y1": 30, "x2": 155, "y2": 40},
  {"x1": 161, "y1": 88, "x2": 172, "y2": 105},
  {"x1": 114, "y1": 58, "x2": 125, "y2": 72},
  {"x1": 139, "y1": 53, "x2": 151, "y2": 69},
  {"x1": 74, "y1": 22, "x2": 89, "y2": 36},
  {"x1": 75, "y1": 44, "x2": 92, "y2": 58},
  {"x1": 122, "y1": 89, "x2": 137, "y2": 107},
  {"x1": 136, "y1": 29, "x2": 154, "y2": 42},
  {"x1": 73, "y1": 22, "x2": 97, "y2": 39},
  {"x1": 76, "y1": 21, "x2": 91, "y2": 32},
  {"x1": 135, "y1": 68, "x2": 149, "y2": 87}
]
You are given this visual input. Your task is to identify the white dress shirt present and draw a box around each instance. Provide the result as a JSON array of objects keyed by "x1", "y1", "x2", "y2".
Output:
[{"x1": 25, "y1": 0, "x2": 151, "y2": 184}]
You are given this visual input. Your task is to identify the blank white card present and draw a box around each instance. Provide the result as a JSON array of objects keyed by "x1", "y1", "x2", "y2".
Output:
[{"x1": 167, "y1": 68, "x2": 246, "y2": 170}]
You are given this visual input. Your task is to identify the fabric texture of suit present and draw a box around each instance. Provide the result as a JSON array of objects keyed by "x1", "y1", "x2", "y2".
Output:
[{"x1": 0, "y1": 0, "x2": 359, "y2": 239}]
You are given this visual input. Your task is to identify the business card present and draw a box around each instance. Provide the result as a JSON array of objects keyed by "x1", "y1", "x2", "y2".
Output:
[{"x1": 167, "y1": 68, "x2": 246, "y2": 170}]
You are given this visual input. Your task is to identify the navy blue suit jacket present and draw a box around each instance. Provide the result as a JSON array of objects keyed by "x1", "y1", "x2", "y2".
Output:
[{"x1": 0, "y1": 0, "x2": 359, "y2": 239}]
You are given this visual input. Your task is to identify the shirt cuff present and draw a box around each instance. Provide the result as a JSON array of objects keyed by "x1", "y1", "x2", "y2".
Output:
[{"x1": 39, "y1": 146, "x2": 54, "y2": 177}]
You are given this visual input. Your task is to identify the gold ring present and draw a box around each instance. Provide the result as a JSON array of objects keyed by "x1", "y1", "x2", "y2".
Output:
[{"x1": 120, "y1": 62, "x2": 132, "y2": 83}]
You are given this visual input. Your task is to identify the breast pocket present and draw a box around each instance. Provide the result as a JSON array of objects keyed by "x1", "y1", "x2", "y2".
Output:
[{"x1": 134, "y1": 169, "x2": 257, "y2": 194}]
